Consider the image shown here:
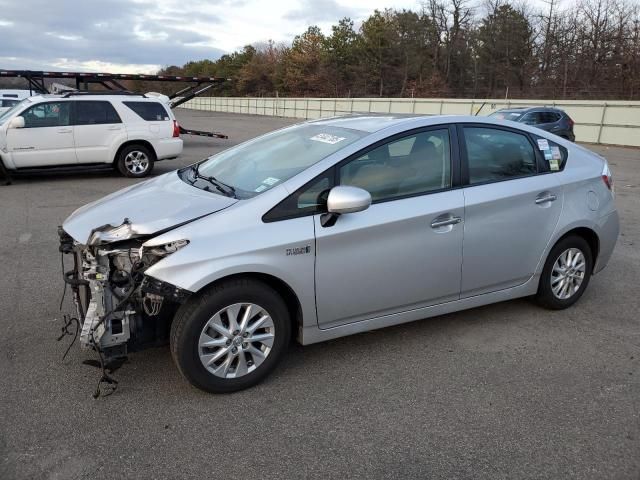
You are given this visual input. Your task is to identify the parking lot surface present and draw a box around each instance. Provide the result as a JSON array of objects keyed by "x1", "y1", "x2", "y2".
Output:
[{"x1": 1, "y1": 109, "x2": 639, "y2": 480}]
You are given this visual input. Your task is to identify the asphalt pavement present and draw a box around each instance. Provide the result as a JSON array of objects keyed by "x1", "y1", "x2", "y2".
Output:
[{"x1": 1, "y1": 110, "x2": 638, "y2": 479}]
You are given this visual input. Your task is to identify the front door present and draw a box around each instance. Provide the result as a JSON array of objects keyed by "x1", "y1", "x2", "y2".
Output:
[
  {"x1": 314, "y1": 127, "x2": 464, "y2": 329},
  {"x1": 459, "y1": 125, "x2": 563, "y2": 297},
  {"x1": 7, "y1": 101, "x2": 76, "y2": 168}
]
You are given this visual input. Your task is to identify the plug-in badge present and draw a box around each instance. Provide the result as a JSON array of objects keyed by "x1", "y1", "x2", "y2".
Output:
[{"x1": 286, "y1": 245, "x2": 311, "y2": 256}]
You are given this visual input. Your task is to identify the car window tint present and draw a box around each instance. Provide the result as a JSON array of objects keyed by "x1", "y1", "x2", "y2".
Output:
[
  {"x1": 74, "y1": 101, "x2": 121, "y2": 125},
  {"x1": 123, "y1": 101, "x2": 170, "y2": 121},
  {"x1": 523, "y1": 112, "x2": 546, "y2": 125},
  {"x1": 21, "y1": 102, "x2": 71, "y2": 128},
  {"x1": 1, "y1": 99, "x2": 19, "y2": 108},
  {"x1": 464, "y1": 127, "x2": 537, "y2": 184},
  {"x1": 339, "y1": 129, "x2": 451, "y2": 202}
]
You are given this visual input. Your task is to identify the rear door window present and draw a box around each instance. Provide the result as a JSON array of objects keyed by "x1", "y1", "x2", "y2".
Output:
[
  {"x1": 463, "y1": 127, "x2": 537, "y2": 185},
  {"x1": 521, "y1": 112, "x2": 544, "y2": 125},
  {"x1": 74, "y1": 101, "x2": 121, "y2": 125},
  {"x1": 123, "y1": 101, "x2": 171, "y2": 121}
]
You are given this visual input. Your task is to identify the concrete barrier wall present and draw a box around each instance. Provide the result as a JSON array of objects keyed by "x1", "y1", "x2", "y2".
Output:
[{"x1": 182, "y1": 97, "x2": 640, "y2": 147}]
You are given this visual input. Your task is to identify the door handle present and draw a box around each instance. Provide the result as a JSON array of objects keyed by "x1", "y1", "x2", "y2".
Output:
[
  {"x1": 431, "y1": 215, "x2": 462, "y2": 229},
  {"x1": 535, "y1": 194, "x2": 557, "y2": 204},
  {"x1": 57, "y1": 128, "x2": 72, "y2": 133},
  {"x1": 108, "y1": 126, "x2": 121, "y2": 131}
]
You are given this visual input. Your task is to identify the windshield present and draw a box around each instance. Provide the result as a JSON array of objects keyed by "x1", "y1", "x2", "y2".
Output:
[
  {"x1": 489, "y1": 111, "x2": 524, "y2": 122},
  {"x1": 0, "y1": 98, "x2": 30, "y2": 124},
  {"x1": 179, "y1": 123, "x2": 368, "y2": 198}
]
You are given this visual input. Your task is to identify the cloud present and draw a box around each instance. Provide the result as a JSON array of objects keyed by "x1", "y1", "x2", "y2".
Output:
[
  {"x1": 0, "y1": 0, "x2": 225, "y2": 72},
  {"x1": 284, "y1": 0, "x2": 364, "y2": 23}
]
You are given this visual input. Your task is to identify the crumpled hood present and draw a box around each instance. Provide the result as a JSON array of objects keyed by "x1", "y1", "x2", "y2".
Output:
[{"x1": 63, "y1": 171, "x2": 238, "y2": 244}]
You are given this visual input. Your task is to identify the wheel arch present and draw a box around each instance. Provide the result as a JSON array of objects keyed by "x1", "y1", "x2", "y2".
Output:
[
  {"x1": 555, "y1": 226, "x2": 600, "y2": 267},
  {"x1": 195, "y1": 272, "x2": 304, "y2": 343},
  {"x1": 113, "y1": 139, "x2": 157, "y2": 164}
]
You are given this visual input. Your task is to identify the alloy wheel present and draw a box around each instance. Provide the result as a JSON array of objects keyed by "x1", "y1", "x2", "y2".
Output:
[
  {"x1": 124, "y1": 150, "x2": 149, "y2": 175},
  {"x1": 550, "y1": 247, "x2": 586, "y2": 300},
  {"x1": 198, "y1": 303, "x2": 275, "y2": 379}
]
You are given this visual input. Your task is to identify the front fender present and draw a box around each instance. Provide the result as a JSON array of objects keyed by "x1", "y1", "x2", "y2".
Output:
[{"x1": 144, "y1": 208, "x2": 317, "y2": 328}]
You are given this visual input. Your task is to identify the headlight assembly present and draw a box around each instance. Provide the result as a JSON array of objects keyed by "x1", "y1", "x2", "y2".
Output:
[{"x1": 140, "y1": 239, "x2": 189, "y2": 265}]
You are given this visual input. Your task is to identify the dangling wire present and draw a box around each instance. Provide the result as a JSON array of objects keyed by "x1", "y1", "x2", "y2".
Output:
[
  {"x1": 59, "y1": 251, "x2": 68, "y2": 311},
  {"x1": 57, "y1": 314, "x2": 80, "y2": 362}
]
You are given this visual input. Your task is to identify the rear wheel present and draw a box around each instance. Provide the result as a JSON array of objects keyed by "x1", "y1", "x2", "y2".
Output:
[
  {"x1": 535, "y1": 235, "x2": 593, "y2": 309},
  {"x1": 116, "y1": 144, "x2": 154, "y2": 178},
  {"x1": 170, "y1": 278, "x2": 291, "y2": 393}
]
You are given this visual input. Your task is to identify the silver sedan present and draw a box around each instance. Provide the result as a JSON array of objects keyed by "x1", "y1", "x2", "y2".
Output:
[{"x1": 60, "y1": 115, "x2": 619, "y2": 393}]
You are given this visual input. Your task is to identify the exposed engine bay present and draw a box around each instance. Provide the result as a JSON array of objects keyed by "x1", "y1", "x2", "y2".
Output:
[{"x1": 58, "y1": 225, "x2": 191, "y2": 363}]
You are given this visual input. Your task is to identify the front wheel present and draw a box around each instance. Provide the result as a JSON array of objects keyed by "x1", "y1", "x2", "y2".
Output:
[
  {"x1": 116, "y1": 144, "x2": 154, "y2": 178},
  {"x1": 535, "y1": 235, "x2": 593, "y2": 310},
  {"x1": 170, "y1": 278, "x2": 291, "y2": 393}
]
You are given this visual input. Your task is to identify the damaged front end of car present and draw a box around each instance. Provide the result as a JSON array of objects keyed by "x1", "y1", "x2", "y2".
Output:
[{"x1": 59, "y1": 220, "x2": 191, "y2": 362}]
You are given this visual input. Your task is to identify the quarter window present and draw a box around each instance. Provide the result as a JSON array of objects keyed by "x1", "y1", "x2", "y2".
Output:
[
  {"x1": 532, "y1": 134, "x2": 568, "y2": 172},
  {"x1": 263, "y1": 174, "x2": 332, "y2": 222},
  {"x1": 74, "y1": 101, "x2": 121, "y2": 125},
  {"x1": 123, "y1": 101, "x2": 171, "y2": 121},
  {"x1": 21, "y1": 102, "x2": 71, "y2": 128},
  {"x1": 543, "y1": 112, "x2": 561, "y2": 123},
  {"x1": 464, "y1": 127, "x2": 537, "y2": 185},
  {"x1": 339, "y1": 129, "x2": 451, "y2": 202}
]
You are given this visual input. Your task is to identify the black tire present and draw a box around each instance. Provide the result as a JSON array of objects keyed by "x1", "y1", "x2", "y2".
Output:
[
  {"x1": 170, "y1": 278, "x2": 291, "y2": 393},
  {"x1": 116, "y1": 144, "x2": 155, "y2": 178},
  {"x1": 535, "y1": 235, "x2": 593, "y2": 310}
]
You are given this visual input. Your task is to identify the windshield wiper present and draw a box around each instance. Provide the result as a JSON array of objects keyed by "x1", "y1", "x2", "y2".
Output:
[{"x1": 189, "y1": 163, "x2": 237, "y2": 198}]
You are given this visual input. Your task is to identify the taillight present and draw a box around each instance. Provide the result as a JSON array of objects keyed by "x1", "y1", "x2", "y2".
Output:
[
  {"x1": 568, "y1": 117, "x2": 575, "y2": 129},
  {"x1": 602, "y1": 162, "x2": 613, "y2": 193},
  {"x1": 172, "y1": 120, "x2": 180, "y2": 138}
]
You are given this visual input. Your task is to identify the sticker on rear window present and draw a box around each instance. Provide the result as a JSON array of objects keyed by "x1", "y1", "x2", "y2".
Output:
[
  {"x1": 310, "y1": 133, "x2": 346, "y2": 145},
  {"x1": 551, "y1": 146, "x2": 562, "y2": 160},
  {"x1": 254, "y1": 184, "x2": 269, "y2": 192},
  {"x1": 549, "y1": 159, "x2": 560, "y2": 171},
  {"x1": 537, "y1": 139, "x2": 550, "y2": 151}
]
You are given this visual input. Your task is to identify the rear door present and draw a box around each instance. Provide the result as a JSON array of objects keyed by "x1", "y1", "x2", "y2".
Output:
[
  {"x1": 459, "y1": 125, "x2": 563, "y2": 297},
  {"x1": 73, "y1": 101, "x2": 125, "y2": 163},
  {"x1": 7, "y1": 101, "x2": 76, "y2": 167}
]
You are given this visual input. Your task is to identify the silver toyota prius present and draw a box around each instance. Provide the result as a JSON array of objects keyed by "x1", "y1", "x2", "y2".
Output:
[{"x1": 59, "y1": 115, "x2": 619, "y2": 393}]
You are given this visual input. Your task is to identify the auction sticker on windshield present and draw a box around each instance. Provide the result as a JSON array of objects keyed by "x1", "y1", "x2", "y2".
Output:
[{"x1": 310, "y1": 133, "x2": 346, "y2": 144}]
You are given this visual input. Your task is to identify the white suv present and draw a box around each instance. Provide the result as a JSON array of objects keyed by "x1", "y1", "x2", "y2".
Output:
[{"x1": 0, "y1": 92, "x2": 183, "y2": 177}]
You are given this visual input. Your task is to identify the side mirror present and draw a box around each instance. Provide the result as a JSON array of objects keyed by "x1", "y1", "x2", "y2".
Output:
[
  {"x1": 8, "y1": 116, "x2": 25, "y2": 129},
  {"x1": 321, "y1": 185, "x2": 371, "y2": 227}
]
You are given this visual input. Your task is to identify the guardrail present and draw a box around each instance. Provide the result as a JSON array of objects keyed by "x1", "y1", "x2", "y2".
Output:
[{"x1": 181, "y1": 96, "x2": 640, "y2": 147}]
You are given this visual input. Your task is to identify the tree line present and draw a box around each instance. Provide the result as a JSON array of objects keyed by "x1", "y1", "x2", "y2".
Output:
[{"x1": 156, "y1": 0, "x2": 640, "y2": 100}]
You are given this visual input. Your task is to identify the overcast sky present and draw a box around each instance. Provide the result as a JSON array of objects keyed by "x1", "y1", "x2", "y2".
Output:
[{"x1": 0, "y1": 0, "x2": 546, "y2": 74}]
